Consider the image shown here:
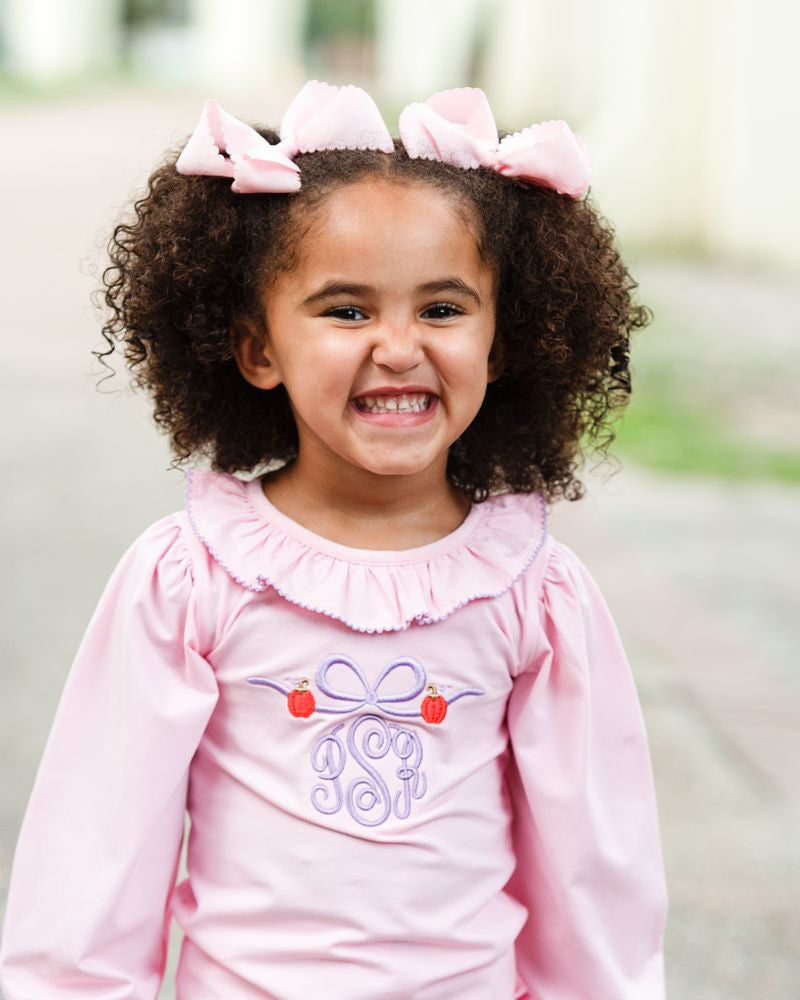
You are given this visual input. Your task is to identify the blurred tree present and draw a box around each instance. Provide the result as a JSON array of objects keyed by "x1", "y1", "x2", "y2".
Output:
[
  {"x1": 304, "y1": 0, "x2": 374, "y2": 44},
  {"x1": 123, "y1": 0, "x2": 188, "y2": 27},
  {"x1": 304, "y1": 0, "x2": 375, "y2": 79}
]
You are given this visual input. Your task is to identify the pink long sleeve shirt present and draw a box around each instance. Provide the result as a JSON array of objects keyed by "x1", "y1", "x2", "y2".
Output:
[{"x1": 0, "y1": 468, "x2": 669, "y2": 999}]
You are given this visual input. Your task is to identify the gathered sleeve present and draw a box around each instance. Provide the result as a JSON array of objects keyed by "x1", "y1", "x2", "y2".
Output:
[
  {"x1": 0, "y1": 514, "x2": 220, "y2": 999},
  {"x1": 506, "y1": 539, "x2": 669, "y2": 1000}
]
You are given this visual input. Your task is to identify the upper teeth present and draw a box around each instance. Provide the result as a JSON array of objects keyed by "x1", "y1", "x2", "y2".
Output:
[{"x1": 355, "y1": 392, "x2": 432, "y2": 413}]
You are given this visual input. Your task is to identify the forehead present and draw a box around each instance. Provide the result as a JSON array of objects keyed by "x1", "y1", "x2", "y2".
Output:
[{"x1": 289, "y1": 178, "x2": 490, "y2": 286}]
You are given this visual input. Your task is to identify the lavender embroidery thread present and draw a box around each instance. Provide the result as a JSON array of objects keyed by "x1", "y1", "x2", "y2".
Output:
[
  {"x1": 247, "y1": 653, "x2": 482, "y2": 827},
  {"x1": 310, "y1": 714, "x2": 427, "y2": 826},
  {"x1": 246, "y1": 654, "x2": 484, "y2": 717}
]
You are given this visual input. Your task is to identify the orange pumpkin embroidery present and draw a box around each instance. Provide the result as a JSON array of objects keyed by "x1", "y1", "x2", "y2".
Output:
[
  {"x1": 420, "y1": 683, "x2": 447, "y2": 724},
  {"x1": 287, "y1": 679, "x2": 316, "y2": 718}
]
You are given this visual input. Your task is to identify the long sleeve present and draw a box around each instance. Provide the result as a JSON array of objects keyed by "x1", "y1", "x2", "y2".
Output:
[
  {"x1": 0, "y1": 514, "x2": 220, "y2": 999},
  {"x1": 505, "y1": 539, "x2": 668, "y2": 1000}
]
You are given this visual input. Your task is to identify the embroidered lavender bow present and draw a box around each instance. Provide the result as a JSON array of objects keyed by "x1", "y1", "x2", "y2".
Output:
[
  {"x1": 176, "y1": 79, "x2": 394, "y2": 194},
  {"x1": 246, "y1": 654, "x2": 484, "y2": 719},
  {"x1": 398, "y1": 87, "x2": 591, "y2": 199}
]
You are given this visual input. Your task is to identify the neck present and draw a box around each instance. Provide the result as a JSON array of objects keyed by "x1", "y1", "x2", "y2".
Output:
[{"x1": 262, "y1": 449, "x2": 471, "y2": 548}]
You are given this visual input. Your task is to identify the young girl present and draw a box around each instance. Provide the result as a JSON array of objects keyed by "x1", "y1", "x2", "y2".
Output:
[{"x1": 0, "y1": 81, "x2": 668, "y2": 998}]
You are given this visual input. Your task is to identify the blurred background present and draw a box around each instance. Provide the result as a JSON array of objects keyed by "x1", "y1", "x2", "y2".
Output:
[{"x1": 1, "y1": 1, "x2": 798, "y2": 997}]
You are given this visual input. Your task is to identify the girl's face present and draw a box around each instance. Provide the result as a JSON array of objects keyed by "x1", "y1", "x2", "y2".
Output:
[{"x1": 235, "y1": 177, "x2": 499, "y2": 487}]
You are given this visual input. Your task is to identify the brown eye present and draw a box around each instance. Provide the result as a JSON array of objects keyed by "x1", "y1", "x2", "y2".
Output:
[
  {"x1": 423, "y1": 303, "x2": 463, "y2": 320},
  {"x1": 325, "y1": 306, "x2": 368, "y2": 321}
]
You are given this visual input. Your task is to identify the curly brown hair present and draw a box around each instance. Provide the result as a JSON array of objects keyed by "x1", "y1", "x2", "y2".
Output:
[{"x1": 95, "y1": 122, "x2": 651, "y2": 504}]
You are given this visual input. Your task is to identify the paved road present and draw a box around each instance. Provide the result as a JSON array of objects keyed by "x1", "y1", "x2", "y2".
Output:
[
  {"x1": 551, "y1": 464, "x2": 800, "y2": 1000},
  {"x1": 1, "y1": 91, "x2": 798, "y2": 999}
]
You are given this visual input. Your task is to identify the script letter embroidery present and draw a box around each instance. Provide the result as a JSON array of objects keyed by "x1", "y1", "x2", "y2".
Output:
[{"x1": 247, "y1": 654, "x2": 482, "y2": 827}]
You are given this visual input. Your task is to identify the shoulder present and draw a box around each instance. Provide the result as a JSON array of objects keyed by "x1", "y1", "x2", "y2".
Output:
[
  {"x1": 538, "y1": 535, "x2": 614, "y2": 618},
  {"x1": 540, "y1": 534, "x2": 596, "y2": 591},
  {"x1": 502, "y1": 506, "x2": 619, "y2": 675},
  {"x1": 511, "y1": 528, "x2": 615, "y2": 642},
  {"x1": 124, "y1": 508, "x2": 192, "y2": 559},
  {"x1": 109, "y1": 509, "x2": 196, "y2": 593}
]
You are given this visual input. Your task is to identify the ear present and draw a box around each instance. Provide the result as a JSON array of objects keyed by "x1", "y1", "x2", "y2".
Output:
[
  {"x1": 487, "y1": 333, "x2": 504, "y2": 383},
  {"x1": 231, "y1": 316, "x2": 283, "y2": 391}
]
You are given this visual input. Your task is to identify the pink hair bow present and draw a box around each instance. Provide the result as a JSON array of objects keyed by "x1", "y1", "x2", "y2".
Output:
[
  {"x1": 398, "y1": 87, "x2": 591, "y2": 199},
  {"x1": 176, "y1": 80, "x2": 394, "y2": 194}
]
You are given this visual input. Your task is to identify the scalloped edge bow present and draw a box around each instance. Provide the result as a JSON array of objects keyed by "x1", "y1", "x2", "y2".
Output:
[
  {"x1": 176, "y1": 80, "x2": 591, "y2": 200},
  {"x1": 398, "y1": 87, "x2": 591, "y2": 199},
  {"x1": 176, "y1": 80, "x2": 395, "y2": 194}
]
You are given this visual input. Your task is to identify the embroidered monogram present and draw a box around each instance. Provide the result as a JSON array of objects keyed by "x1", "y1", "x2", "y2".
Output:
[
  {"x1": 246, "y1": 654, "x2": 485, "y2": 826},
  {"x1": 310, "y1": 714, "x2": 426, "y2": 825}
]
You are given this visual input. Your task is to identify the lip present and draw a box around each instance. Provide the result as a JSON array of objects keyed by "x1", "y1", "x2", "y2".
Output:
[
  {"x1": 349, "y1": 385, "x2": 438, "y2": 399},
  {"x1": 349, "y1": 395, "x2": 439, "y2": 427}
]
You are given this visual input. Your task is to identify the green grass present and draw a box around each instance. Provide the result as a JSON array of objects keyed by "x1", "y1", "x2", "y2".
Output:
[
  {"x1": 611, "y1": 396, "x2": 800, "y2": 483},
  {"x1": 601, "y1": 288, "x2": 800, "y2": 485}
]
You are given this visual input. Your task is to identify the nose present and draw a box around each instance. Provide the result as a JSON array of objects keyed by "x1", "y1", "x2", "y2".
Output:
[{"x1": 370, "y1": 319, "x2": 425, "y2": 372}]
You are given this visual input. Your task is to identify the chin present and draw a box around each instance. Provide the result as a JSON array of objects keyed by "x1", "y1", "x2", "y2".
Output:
[{"x1": 359, "y1": 457, "x2": 433, "y2": 478}]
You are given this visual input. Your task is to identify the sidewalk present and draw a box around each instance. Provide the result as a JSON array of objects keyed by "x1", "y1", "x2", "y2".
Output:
[{"x1": 550, "y1": 462, "x2": 800, "y2": 1000}]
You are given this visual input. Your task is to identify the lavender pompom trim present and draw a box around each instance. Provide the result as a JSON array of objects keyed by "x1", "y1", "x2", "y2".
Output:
[
  {"x1": 184, "y1": 468, "x2": 269, "y2": 594},
  {"x1": 184, "y1": 468, "x2": 549, "y2": 634}
]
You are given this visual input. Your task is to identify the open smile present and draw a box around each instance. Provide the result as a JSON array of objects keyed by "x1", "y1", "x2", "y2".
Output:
[{"x1": 349, "y1": 392, "x2": 439, "y2": 426}]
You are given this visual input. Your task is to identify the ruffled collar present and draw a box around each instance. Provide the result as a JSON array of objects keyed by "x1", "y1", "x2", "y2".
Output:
[{"x1": 184, "y1": 467, "x2": 548, "y2": 634}]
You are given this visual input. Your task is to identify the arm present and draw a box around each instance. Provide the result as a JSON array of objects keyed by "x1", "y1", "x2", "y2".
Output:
[
  {"x1": 0, "y1": 514, "x2": 219, "y2": 999},
  {"x1": 505, "y1": 539, "x2": 668, "y2": 1000}
]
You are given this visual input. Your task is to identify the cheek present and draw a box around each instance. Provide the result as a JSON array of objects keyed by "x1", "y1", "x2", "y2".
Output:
[
  {"x1": 288, "y1": 338, "x2": 358, "y2": 400},
  {"x1": 314, "y1": 350, "x2": 358, "y2": 391},
  {"x1": 441, "y1": 336, "x2": 493, "y2": 378}
]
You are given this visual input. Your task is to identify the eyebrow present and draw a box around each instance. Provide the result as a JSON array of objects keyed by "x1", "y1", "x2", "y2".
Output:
[{"x1": 299, "y1": 277, "x2": 482, "y2": 309}]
